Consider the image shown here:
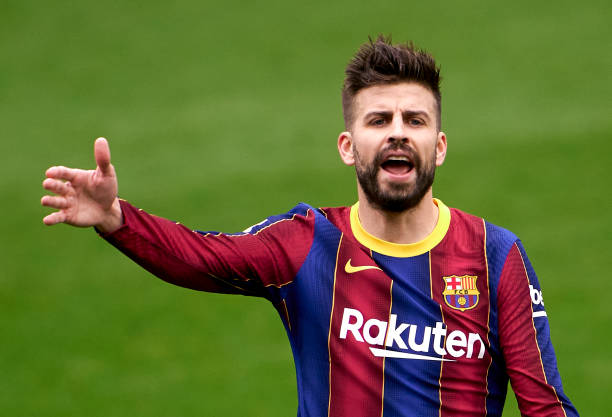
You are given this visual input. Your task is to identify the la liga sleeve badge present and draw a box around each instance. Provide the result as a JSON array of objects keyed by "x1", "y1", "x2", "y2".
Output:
[{"x1": 442, "y1": 275, "x2": 480, "y2": 311}]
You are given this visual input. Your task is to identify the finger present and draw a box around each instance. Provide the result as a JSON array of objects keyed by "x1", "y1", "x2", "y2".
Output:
[
  {"x1": 46, "y1": 165, "x2": 78, "y2": 181},
  {"x1": 42, "y1": 178, "x2": 72, "y2": 195},
  {"x1": 41, "y1": 195, "x2": 69, "y2": 209},
  {"x1": 43, "y1": 211, "x2": 67, "y2": 226},
  {"x1": 94, "y1": 137, "x2": 112, "y2": 176}
]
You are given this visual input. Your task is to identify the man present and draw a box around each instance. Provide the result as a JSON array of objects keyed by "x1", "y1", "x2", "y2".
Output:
[{"x1": 41, "y1": 36, "x2": 578, "y2": 416}]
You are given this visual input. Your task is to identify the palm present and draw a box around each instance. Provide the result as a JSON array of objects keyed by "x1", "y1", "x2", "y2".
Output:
[
  {"x1": 42, "y1": 138, "x2": 122, "y2": 232},
  {"x1": 61, "y1": 167, "x2": 117, "y2": 227}
]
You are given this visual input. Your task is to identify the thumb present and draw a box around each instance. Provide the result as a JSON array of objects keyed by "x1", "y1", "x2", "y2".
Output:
[{"x1": 94, "y1": 137, "x2": 113, "y2": 175}]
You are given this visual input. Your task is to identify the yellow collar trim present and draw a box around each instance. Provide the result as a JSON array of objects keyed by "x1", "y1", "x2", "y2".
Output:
[{"x1": 349, "y1": 198, "x2": 451, "y2": 257}]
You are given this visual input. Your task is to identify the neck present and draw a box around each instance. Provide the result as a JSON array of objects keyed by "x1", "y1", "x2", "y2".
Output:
[{"x1": 356, "y1": 188, "x2": 439, "y2": 244}]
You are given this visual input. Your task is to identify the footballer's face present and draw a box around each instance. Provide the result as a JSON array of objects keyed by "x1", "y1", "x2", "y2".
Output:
[{"x1": 337, "y1": 82, "x2": 447, "y2": 212}]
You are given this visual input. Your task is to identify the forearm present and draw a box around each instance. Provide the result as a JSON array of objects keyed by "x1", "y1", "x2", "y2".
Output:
[
  {"x1": 98, "y1": 200, "x2": 265, "y2": 295},
  {"x1": 98, "y1": 200, "x2": 315, "y2": 298}
]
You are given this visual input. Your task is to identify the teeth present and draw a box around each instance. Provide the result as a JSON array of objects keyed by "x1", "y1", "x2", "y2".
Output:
[{"x1": 387, "y1": 156, "x2": 409, "y2": 162}]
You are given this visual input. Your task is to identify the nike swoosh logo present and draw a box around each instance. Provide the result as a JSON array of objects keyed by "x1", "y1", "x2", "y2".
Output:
[{"x1": 345, "y1": 259, "x2": 382, "y2": 274}]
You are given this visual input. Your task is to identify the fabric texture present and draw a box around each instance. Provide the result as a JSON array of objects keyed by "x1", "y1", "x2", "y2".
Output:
[{"x1": 101, "y1": 199, "x2": 579, "y2": 417}]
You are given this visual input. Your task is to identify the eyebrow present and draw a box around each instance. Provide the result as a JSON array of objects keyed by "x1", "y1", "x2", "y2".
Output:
[{"x1": 363, "y1": 110, "x2": 431, "y2": 121}]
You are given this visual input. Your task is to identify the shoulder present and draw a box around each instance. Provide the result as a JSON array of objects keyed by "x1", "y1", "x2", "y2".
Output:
[
  {"x1": 447, "y1": 205, "x2": 518, "y2": 254},
  {"x1": 237, "y1": 202, "x2": 331, "y2": 236},
  {"x1": 317, "y1": 205, "x2": 351, "y2": 233},
  {"x1": 447, "y1": 205, "x2": 521, "y2": 287},
  {"x1": 445, "y1": 205, "x2": 527, "y2": 311}
]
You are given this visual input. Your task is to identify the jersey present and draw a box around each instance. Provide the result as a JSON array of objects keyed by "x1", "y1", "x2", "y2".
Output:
[{"x1": 100, "y1": 198, "x2": 579, "y2": 417}]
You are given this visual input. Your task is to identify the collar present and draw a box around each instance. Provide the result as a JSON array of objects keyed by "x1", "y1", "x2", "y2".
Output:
[{"x1": 349, "y1": 198, "x2": 451, "y2": 257}]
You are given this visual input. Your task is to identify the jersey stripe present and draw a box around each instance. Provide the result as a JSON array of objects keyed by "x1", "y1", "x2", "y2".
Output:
[
  {"x1": 380, "y1": 280, "x2": 393, "y2": 417},
  {"x1": 284, "y1": 210, "x2": 340, "y2": 417},
  {"x1": 430, "y1": 210, "x2": 491, "y2": 416},
  {"x1": 484, "y1": 221, "x2": 517, "y2": 415},
  {"x1": 482, "y1": 219, "x2": 493, "y2": 416},
  {"x1": 376, "y1": 253, "x2": 441, "y2": 417},
  {"x1": 431, "y1": 252, "x2": 445, "y2": 417},
  {"x1": 327, "y1": 234, "x2": 342, "y2": 417},
  {"x1": 328, "y1": 236, "x2": 392, "y2": 416}
]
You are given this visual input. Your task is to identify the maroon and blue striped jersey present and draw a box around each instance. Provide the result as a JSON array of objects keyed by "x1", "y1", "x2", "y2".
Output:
[{"x1": 101, "y1": 198, "x2": 578, "y2": 417}]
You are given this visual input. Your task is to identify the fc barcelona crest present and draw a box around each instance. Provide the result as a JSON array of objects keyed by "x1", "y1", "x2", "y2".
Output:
[{"x1": 442, "y1": 275, "x2": 480, "y2": 312}]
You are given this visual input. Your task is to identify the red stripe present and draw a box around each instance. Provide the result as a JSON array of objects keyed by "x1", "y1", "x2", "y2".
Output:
[
  {"x1": 430, "y1": 210, "x2": 491, "y2": 416},
  {"x1": 328, "y1": 237, "x2": 392, "y2": 417},
  {"x1": 464, "y1": 276, "x2": 474, "y2": 290}
]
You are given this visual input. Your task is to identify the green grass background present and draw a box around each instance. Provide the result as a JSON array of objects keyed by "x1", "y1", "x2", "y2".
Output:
[{"x1": 2, "y1": 0, "x2": 610, "y2": 415}]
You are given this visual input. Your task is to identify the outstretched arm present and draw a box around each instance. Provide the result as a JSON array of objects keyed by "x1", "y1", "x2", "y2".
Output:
[
  {"x1": 41, "y1": 138, "x2": 315, "y2": 299},
  {"x1": 41, "y1": 137, "x2": 123, "y2": 233}
]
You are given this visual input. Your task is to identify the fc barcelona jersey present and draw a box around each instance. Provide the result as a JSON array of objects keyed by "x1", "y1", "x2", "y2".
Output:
[{"x1": 101, "y1": 198, "x2": 579, "y2": 417}]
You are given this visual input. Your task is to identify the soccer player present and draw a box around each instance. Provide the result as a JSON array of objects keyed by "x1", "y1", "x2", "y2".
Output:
[{"x1": 41, "y1": 36, "x2": 579, "y2": 416}]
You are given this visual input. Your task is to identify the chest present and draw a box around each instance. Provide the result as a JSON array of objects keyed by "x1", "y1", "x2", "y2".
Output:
[{"x1": 290, "y1": 233, "x2": 491, "y2": 355}]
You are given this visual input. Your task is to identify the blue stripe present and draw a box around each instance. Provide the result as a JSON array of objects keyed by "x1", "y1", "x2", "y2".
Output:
[
  {"x1": 374, "y1": 252, "x2": 442, "y2": 417},
  {"x1": 484, "y1": 221, "x2": 517, "y2": 416},
  {"x1": 283, "y1": 208, "x2": 340, "y2": 417}
]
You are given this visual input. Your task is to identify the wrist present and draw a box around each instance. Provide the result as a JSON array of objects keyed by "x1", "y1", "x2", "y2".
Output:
[{"x1": 96, "y1": 198, "x2": 123, "y2": 234}]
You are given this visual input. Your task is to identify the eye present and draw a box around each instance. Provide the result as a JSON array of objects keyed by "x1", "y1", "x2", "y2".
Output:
[
  {"x1": 371, "y1": 118, "x2": 385, "y2": 126},
  {"x1": 408, "y1": 118, "x2": 424, "y2": 126}
]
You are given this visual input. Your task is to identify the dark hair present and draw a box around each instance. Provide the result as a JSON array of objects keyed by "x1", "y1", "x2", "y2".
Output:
[{"x1": 342, "y1": 35, "x2": 441, "y2": 130}]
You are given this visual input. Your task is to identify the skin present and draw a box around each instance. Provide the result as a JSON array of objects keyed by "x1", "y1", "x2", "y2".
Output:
[
  {"x1": 42, "y1": 82, "x2": 447, "y2": 245},
  {"x1": 337, "y1": 82, "x2": 447, "y2": 244},
  {"x1": 41, "y1": 138, "x2": 123, "y2": 233}
]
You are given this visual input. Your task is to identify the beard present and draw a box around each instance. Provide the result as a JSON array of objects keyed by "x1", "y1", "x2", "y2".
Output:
[{"x1": 354, "y1": 142, "x2": 436, "y2": 212}]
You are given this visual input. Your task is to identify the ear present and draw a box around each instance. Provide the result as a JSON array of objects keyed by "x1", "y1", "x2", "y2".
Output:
[
  {"x1": 337, "y1": 131, "x2": 355, "y2": 166},
  {"x1": 435, "y1": 131, "x2": 447, "y2": 167}
]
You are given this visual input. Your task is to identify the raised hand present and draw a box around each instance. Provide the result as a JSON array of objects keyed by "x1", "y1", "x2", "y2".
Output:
[{"x1": 41, "y1": 137, "x2": 123, "y2": 233}]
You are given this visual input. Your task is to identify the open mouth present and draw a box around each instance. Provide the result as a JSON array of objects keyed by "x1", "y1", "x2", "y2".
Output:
[{"x1": 380, "y1": 156, "x2": 414, "y2": 176}]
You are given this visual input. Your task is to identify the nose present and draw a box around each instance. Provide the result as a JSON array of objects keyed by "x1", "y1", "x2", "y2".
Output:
[{"x1": 387, "y1": 113, "x2": 408, "y2": 144}]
